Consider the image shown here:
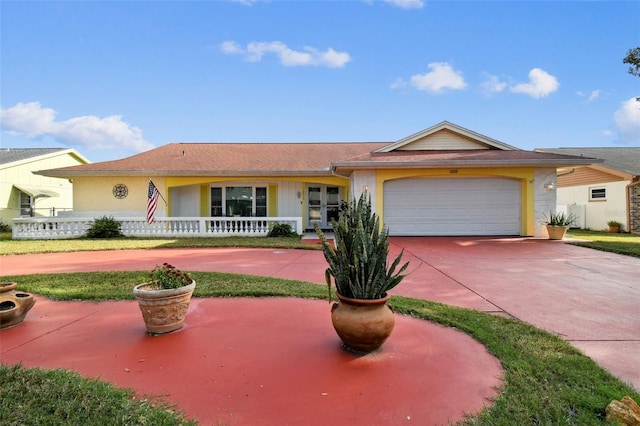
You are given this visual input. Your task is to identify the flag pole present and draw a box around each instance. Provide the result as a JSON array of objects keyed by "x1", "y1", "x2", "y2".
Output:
[{"x1": 149, "y1": 178, "x2": 167, "y2": 205}]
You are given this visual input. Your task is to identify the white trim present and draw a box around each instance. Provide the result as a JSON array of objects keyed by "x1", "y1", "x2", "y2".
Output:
[{"x1": 589, "y1": 186, "x2": 607, "y2": 201}]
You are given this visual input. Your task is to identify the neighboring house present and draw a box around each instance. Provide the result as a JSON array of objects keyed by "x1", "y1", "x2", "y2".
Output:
[
  {"x1": 535, "y1": 148, "x2": 640, "y2": 233},
  {"x1": 0, "y1": 148, "x2": 90, "y2": 224},
  {"x1": 35, "y1": 122, "x2": 596, "y2": 237}
]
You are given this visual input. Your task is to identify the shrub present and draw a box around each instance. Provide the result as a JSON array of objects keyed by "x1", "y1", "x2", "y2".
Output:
[
  {"x1": 267, "y1": 222, "x2": 298, "y2": 238},
  {"x1": 0, "y1": 221, "x2": 11, "y2": 233},
  {"x1": 84, "y1": 216, "x2": 124, "y2": 238}
]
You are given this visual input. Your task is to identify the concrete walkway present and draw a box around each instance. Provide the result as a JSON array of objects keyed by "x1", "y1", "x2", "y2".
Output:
[{"x1": 1, "y1": 237, "x2": 638, "y2": 423}]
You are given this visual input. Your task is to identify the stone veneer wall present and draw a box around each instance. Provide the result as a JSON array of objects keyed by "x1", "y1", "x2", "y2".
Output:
[{"x1": 628, "y1": 182, "x2": 640, "y2": 234}]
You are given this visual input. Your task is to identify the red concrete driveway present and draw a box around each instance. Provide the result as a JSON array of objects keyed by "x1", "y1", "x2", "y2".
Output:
[
  {"x1": 1, "y1": 236, "x2": 638, "y2": 418},
  {"x1": 390, "y1": 237, "x2": 640, "y2": 391}
]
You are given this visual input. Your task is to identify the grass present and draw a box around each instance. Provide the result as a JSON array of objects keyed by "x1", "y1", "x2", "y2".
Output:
[
  {"x1": 2, "y1": 229, "x2": 638, "y2": 259},
  {"x1": 567, "y1": 229, "x2": 640, "y2": 258},
  {"x1": 0, "y1": 364, "x2": 196, "y2": 425},
  {"x1": 0, "y1": 233, "x2": 318, "y2": 255},
  {"x1": 2, "y1": 270, "x2": 639, "y2": 425}
]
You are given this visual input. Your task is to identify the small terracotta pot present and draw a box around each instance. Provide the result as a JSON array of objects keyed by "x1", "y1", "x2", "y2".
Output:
[
  {"x1": 133, "y1": 280, "x2": 195, "y2": 335},
  {"x1": 330, "y1": 292, "x2": 395, "y2": 353},
  {"x1": 0, "y1": 282, "x2": 36, "y2": 330}
]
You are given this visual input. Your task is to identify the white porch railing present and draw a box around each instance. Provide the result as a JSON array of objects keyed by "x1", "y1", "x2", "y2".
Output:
[{"x1": 12, "y1": 216, "x2": 303, "y2": 240}]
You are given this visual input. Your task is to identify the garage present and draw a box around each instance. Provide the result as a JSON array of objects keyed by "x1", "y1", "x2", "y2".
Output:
[{"x1": 383, "y1": 178, "x2": 521, "y2": 236}]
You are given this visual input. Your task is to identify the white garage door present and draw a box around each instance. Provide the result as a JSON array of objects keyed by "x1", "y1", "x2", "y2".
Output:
[{"x1": 383, "y1": 178, "x2": 521, "y2": 236}]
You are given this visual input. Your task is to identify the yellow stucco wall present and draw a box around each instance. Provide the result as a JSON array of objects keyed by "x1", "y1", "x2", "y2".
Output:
[
  {"x1": 71, "y1": 175, "x2": 350, "y2": 218},
  {"x1": 66, "y1": 170, "x2": 537, "y2": 235},
  {"x1": 374, "y1": 168, "x2": 536, "y2": 236},
  {"x1": 73, "y1": 176, "x2": 167, "y2": 215}
]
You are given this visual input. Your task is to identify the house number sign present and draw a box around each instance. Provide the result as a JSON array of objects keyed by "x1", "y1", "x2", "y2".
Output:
[{"x1": 112, "y1": 184, "x2": 128, "y2": 199}]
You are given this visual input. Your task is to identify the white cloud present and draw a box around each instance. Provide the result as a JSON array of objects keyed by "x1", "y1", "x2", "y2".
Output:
[
  {"x1": 613, "y1": 97, "x2": 640, "y2": 144},
  {"x1": 588, "y1": 90, "x2": 601, "y2": 102},
  {"x1": 408, "y1": 62, "x2": 466, "y2": 93},
  {"x1": 389, "y1": 78, "x2": 409, "y2": 90},
  {"x1": 220, "y1": 40, "x2": 351, "y2": 68},
  {"x1": 480, "y1": 73, "x2": 508, "y2": 96},
  {"x1": 576, "y1": 90, "x2": 601, "y2": 102},
  {"x1": 0, "y1": 102, "x2": 154, "y2": 153},
  {"x1": 0, "y1": 101, "x2": 57, "y2": 137},
  {"x1": 229, "y1": 0, "x2": 262, "y2": 5},
  {"x1": 382, "y1": 0, "x2": 425, "y2": 9},
  {"x1": 510, "y1": 68, "x2": 559, "y2": 98},
  {"x1": 220, "y1": 40, "x2": 243, "y2": 55}
]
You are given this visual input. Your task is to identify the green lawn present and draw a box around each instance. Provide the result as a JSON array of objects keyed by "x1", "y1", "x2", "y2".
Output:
[
  {"x1": 2, "y1": 270, "x2": 639, "y2": 425},
  {"x1": 1, "y1": 364, "x2": 196, "y2": 425},
  {"x1": 567, "y1": 229, "x2": 640, "y2": 258},
  {"x1": 0, "y1": 233, "x2": 318, "y2": 255}
]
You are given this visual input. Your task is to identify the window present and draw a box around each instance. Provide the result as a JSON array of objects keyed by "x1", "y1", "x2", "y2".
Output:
[
  {"x1": 20, "y1": 192, "x2": 32, "y2": 217},
  {"x1": 210, "y1": 188, "x2": 223, "y2": 216},
  {"x1": 255, "y1": 187, "x2": 267, "y2": 217},
  {"x1": 210, "y1": 186, "x2": 267, "y2": 217},
  {"x1": 226, "y1": 187, "x2": 252, "y2": 216},
  {"x1": 589, "y1": 187, "x2": 606, "y2": 201}
]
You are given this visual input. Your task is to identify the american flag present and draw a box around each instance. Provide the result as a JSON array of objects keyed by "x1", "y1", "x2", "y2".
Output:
[{"x1": 147, "y1": 179, "x2": 160, "y2": 223}]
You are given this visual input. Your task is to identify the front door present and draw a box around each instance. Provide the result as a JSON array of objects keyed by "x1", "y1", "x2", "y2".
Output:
[{"x1": 307, "y1": 185, "x2": 341, "y2": 229}]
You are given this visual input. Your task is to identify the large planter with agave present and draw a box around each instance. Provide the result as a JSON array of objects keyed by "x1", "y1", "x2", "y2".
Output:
[
  {"x1": 133, "y1": 264, "x2": 195, "y2": 335},
  {"x1": 542, "y1": 211, "x2": 576, "y2": 241},
  {"x1": 331, "y1": 292, "x2": 395, "y2": 353},
  {"x1": 545, "y1": 225, "x2": 569, "y2": 240},
  {"x1": 316, "y1": 194, "x2": 409, "y2": 354}
]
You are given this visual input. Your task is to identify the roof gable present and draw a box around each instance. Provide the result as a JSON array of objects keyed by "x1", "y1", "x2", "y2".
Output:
[
  {"x1": 0, "y1": 148, "x2": 90, "y2": 170},
  {"x1": 376, "y1": 121, "x2": 518, "y2": 152}
]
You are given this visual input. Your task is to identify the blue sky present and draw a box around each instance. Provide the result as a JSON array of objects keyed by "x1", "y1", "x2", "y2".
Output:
[{"x1": 1, "y1": 0, "x2": 639, "y2": 163}]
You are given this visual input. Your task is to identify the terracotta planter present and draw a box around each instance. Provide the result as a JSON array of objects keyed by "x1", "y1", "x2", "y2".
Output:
[
  {"x1": 546, "y1": 225, "x2": 569, "y2": 240},
  {"x1": 330, "y1": 292, "x2": 395, "y2": 353},
  {"x1": 609, "y1": 226, "x2": 621, "y2": 233},
  {"x1": 133, "y1": 280, "x2": 195, "y2": 335},
  {"x1": 0, "y1": 282, "x2": 36, "y2": 330}
]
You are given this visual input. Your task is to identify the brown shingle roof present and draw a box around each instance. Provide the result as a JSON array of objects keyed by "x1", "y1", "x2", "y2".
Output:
[
  {"x1": 36, "y1": 142, "x2": 600, "y2": 178},
  {"x1": 37, "y1": 142, "x2": 390, "y2": 177},
  {"x1": 333, "y1": 149, "x2": 600, "y2": 170}
]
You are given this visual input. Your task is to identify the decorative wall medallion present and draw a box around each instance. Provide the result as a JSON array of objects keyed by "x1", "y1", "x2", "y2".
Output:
[{"x1": 113, "y1": 184, "x2": 128, "y2": 199}]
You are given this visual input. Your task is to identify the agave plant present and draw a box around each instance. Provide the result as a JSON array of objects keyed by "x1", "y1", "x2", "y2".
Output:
[
  {"x1": 315, "y1": 193, "x2": 409, "y2": 301},
  {"x1": 541, "y1": 211, "x2": 577, "y2": 227}
]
